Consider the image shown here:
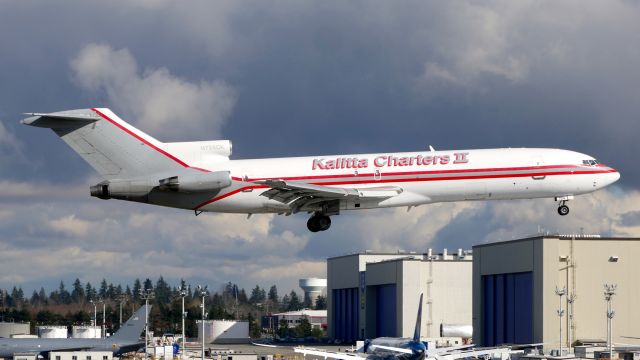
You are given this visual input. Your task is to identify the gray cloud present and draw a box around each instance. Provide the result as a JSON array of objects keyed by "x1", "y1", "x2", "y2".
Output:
[{"x1": 70, "y1": 43, "x2": 236, "y2": 141}]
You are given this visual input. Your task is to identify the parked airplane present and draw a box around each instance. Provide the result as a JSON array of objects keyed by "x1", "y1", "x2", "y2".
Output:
[
  {"x1": 0, "y1": 305, "x2": 149, "y2": 358},
  {"x1": 294, "y1": 294, "x2": 520, "y2": 360},
  {"x1": 23, "y1": 108, "x2": 620, "y2": 232}
]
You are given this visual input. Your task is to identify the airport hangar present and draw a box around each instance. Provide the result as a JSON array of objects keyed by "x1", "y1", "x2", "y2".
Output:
[
  {"x1": 473, "y1": 235, "x2": 640, "y2": 349},
  {"x1": 327, "y1": 249, "x2": 473, "y2": 342},
  {"x1": 327, "y1": 235, "x2": 640, "y2": 349}
]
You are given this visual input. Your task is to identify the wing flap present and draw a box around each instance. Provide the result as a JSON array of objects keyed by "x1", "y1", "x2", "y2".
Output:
[{"x1": 255, "y1": 180, "x2": 402, "y2": 206}]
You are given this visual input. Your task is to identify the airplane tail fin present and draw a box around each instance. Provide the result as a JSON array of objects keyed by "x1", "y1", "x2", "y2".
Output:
[
  {"x1": 110, "y1": 304, "x2": 150, "y2": 343},
  {"x1": 22, "y1": 108, "x2": 185, "y2": 179},
  {"x1": 413, "y1": 293, "x2": 423, "y2": 342}
]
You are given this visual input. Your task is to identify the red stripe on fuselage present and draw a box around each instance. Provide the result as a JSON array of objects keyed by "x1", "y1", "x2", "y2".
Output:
[{"x1": 194, "y1": 167, "x2": 617, "y2": 210}]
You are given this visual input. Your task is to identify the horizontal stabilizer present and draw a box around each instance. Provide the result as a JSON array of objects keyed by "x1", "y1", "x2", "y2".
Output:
[{"x1": 21, "y1": 109, "x2": 101, "y2": 128}]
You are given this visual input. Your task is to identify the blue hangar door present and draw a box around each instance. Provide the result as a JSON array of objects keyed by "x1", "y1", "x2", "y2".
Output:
[
  {"x1": 333, "y1": 288, "x2": 359, "y2": 341},
  {"x1": 482, "y1": 272, "x2": 533, "y2": 346},
  {"x1": 375, "y1": 284, "x2": 397, "y2": 337}
]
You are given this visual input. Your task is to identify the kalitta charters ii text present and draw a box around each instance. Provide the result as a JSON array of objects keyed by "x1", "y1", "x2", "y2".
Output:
[{"x1": 312, "y1": 152, "x2": 469, "y2": 170}]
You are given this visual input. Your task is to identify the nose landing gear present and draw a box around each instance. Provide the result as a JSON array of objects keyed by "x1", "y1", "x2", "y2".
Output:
[
  {"x1": 307, "y1": 213, "x2": 331, "y2": 232},
  {"x1": 555, "y1": 195, "x2": 573, "y2": 216}
]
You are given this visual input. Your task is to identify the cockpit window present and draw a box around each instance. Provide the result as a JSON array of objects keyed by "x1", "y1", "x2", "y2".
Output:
[{"x1": 582, "y1": 159, "x2": 599, "y2": 166}]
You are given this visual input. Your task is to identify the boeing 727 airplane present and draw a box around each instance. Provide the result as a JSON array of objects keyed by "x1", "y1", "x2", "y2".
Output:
[
  {"x1": 0, "y1": 305, "x2": 149, "y2": 358},
  {"x1": 22, "y1": 108, "x2": 620, "y2": 232}
]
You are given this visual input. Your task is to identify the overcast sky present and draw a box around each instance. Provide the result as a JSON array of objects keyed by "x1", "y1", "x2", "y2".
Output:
[{"x1": 1, "y1": 0, "x2": 640, "y2": 295}]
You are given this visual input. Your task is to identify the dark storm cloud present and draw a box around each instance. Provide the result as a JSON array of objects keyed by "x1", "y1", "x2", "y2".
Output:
[{"x1": 1, "y1": 0, "x2": 639, "y2": 292}]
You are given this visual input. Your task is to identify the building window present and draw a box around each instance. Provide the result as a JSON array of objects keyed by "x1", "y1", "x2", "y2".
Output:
[
  {"x1": 72, "y1": 356, "x2": 77, "y2": 360},
  {"x1": 56, "y1": 357, "x2": 61, "y2": 360},
  {"x1": 103, "y1": 356, "x2": 108, "y2": 360},
  {"x1": 87, "y1": 356, "x2": 92, "y2": 360}
]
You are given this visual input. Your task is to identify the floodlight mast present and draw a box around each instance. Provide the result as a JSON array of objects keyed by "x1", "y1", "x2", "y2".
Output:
[
  {"x1": 196, "y1": 285, "x2": 209, "y2": 360},
  {"x1": 555, "y1": 286, "x2": 566, "y2": 356},
  {"x1": 179, "y1": 285, "x2": 188, "y2": 359},
  {"x1": 89, "y1": 299, "x2": 97, "y2": 338},
  {"x1": 604, "y1": 284, "x2": 617, "y2": 359},
  {"x1": 140, "y1": 288, "x2": 155, "y2": 360}
]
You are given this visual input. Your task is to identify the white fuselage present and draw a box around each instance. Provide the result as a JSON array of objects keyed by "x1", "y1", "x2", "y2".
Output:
[{"x1": 191, "y1": 148, "x2": 619, "y2": 214}]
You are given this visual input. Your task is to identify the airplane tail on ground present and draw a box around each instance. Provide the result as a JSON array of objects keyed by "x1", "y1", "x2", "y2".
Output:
[
  {"x1": 413, "y1": 293, "x2": 423, "y2": 343},
  {"x1": 109, "y1": 304, "x2": 150, "y2": 343},
  {"x1": 21, "y1": 108, "x2": 185, "y2": 179}
]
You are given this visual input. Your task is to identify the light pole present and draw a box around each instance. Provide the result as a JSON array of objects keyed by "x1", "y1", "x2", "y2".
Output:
[
  {"x1": 567, "y1": 293, "x2": 576, "y2": 351},
  {"x1": 117, "y1": 294, "x2": 127, "y2": 327},
  {"x1": 98, "y1": 298, "x2": 105, "y2": 339},
  {"x1": 196, "y1": 285, "x2": 208, "y2": 360},
  {"x1": 90, "y1": 299, "x2": 97, "y2": 338},
  {"x1": 555, "y1": 286, "x2": 566, "y2": 356},
  {"x1": 604, "y1": 284, "x2": 617, "y2": 359},
  {"x1": 140, "y1": 288, "x2": 155, "y2": 360},
  {"x1": 179, "y1": 285, "x2": 188, "y2": 359}
]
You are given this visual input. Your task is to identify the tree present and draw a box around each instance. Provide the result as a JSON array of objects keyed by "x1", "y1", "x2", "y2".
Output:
[
  {"x1": 71, "y1": 278, "x2": 85, "y2": 303},
  {"x1": 294, "y1": 317, "x2": 312, "y2": 338},
  {"x1": 277, "y1": 318, "x2": 289, "y2": 339},
  {"x1": 249, "y1": 285, "x2": 266, "y2": 304},
  {"x1": 268, "y1": 285, "x2": 278, "y2": 303},
  {"x1": 314, "y1": 295, "x2": 327, "y2": 310},
  {"x1": 288, "y1": 291, "x2": 302, "y2": 311},
  {"x1": 99, "y1": 279, "x2": 108, "y2": 299},
  {"x1": 132, "y1": 279, "x2": 142, "y2": 301},
  {"x1": 155, "y1": 276, "x2": 171, "y2": 305},
  {"x1": 85, "y1": 282, "x2": 97, "y2": 301}
]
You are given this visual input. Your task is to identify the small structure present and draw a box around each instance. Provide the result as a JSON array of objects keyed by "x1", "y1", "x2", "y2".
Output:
[
  {"x1": 71, "y1": 326, "x2": 101, "y2": 339},
  {"x1": 272, "y1": 309, "x2": 327, "y2": 330},
  {"x1": 197, "y1": 320, "x2": 250, "y2": 344},
  {"x1": 0, "y1": 322, "x2": 30, "y2": 338},
  {"x1": 37, "y1": 325, "x2": 68, "y2": 338},
  {"x1": 49, "y1": 351, "x2": 113, "y2": 360}
]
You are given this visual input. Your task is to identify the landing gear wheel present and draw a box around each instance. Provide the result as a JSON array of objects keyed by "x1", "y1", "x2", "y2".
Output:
[
  {"x1": 307, "y1": 214, "x2": 332, "y2": 232},
  {"x1": 558, "y1": 205, "x2": 570, "y2": 216}
]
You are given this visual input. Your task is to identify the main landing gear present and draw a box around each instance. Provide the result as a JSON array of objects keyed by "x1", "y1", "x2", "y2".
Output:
[
  {"x1": 307, "y1": 213, "x2": 331, "y2": 232},
  {"x1": 555, "y1": 195, "x2": 573, "y2": 216}
]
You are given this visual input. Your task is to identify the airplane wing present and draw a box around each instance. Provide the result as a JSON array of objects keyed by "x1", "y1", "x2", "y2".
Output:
[
  {"x1": 255, "y1": 180, "x2": 402, "y2": 213},
  {"x1": 294, "y1": 347, "x2": 366, "y2": 360},
  {"x1": 368, "y1": 345, "x2": 414, "y2": 354},
  {"x1": 437, "y1": 348, "x2": 522, "y2": 360}
]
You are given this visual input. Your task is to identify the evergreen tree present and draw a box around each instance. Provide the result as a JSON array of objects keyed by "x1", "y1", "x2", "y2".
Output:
[
  {"x1": 143, "y1": 278, "x2": 153, "y2": 291},
  {"x1": 249, "y1": 285, "x2": 266, "y2": 304},
  {"x1": 314, "y1": 295, "x2": 327, "y2": 310},
  {"x1": 132, "y1": 279, "x2": 142, "y2": 301},
  {"x1": 85, "y1": 282, "x2": 96, "y2": 300},
  {"x1": 288, "y1": 291, "x2": 302, "y2": 311},
  {"x1": 38, "y1": 288, "x2": 47, "y2": 305},
  {"x1": 58, "y1": 281, "x2": 71, "y2": 304},
  {"x1": 71, "y1": 278, "x2": 85, "y2": 303},
  {"x1": 155, "y1": 276, "x2": 171, "y2": 305},
  {"x1": 99, "y1": 279, "x2": 108, "y2": 298}
]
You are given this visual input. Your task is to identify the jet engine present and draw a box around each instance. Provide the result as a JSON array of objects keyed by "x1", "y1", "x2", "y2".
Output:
[
  {"x1": 90, "y1": 171, "x2": 232, "y2": 200},
  {"x1": 157, "y1": 171, "x2": 232, "y2": 193}
]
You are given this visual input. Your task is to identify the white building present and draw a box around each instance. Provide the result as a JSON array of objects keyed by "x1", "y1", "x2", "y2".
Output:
[
  {"x1": 327, "y1": 249, "x2": 472, "y2": 341},
  {"x1": 273, "y1": 309, "x2": 327, "y2": 330},
  {"x1": 197, "y1": 320, "x2": 250, "y2": 344},
  {"x1": 0, "y1": 322, "x2": 30, "y2": 338},
  {"x1": 49, "y1": 351, "x2": 112, "y2": 360}
]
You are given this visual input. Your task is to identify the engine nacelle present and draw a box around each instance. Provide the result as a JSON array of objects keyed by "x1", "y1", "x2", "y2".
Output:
[
  {"x1": 90, "y1": 179, "x2": 154, "y2": 201},
  {"x1": 158, "y1": 171, "x2": 232, "y2": 193}
]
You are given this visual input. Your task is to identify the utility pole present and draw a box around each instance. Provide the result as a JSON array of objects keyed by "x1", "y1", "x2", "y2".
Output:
[
  {"x1": 567, "y1": 293, "x2": 576, "y2": 351},
  {"x1": 179, "y1": 285, "x2": 188, "y2": 359},
  {"x1": 555, "y1": 286, "x2": 566, "y2": 356},
  {"x1": 140, "y1": 288, "x2": 155, "y2": 360},
  {"x1": 90, "y1": 299, "x2": 97, "y2": 338},
  {"x1": 604, "y1": 284, "x2": 617, "y2": 359},
  {"x1": 196, "y1": 285, "x2": 208, "y2": 360},
  {"x1": 117, "y1": 294, "x2": 127, "y2": 327},
  {"x1": 99, "y1": 299, "x2": 106, "y2": 339}
]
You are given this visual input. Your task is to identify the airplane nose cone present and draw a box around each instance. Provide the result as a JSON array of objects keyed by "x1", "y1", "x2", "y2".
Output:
[{"x1": 605, "y1": 170, "x2": 620, "y2": 186}]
